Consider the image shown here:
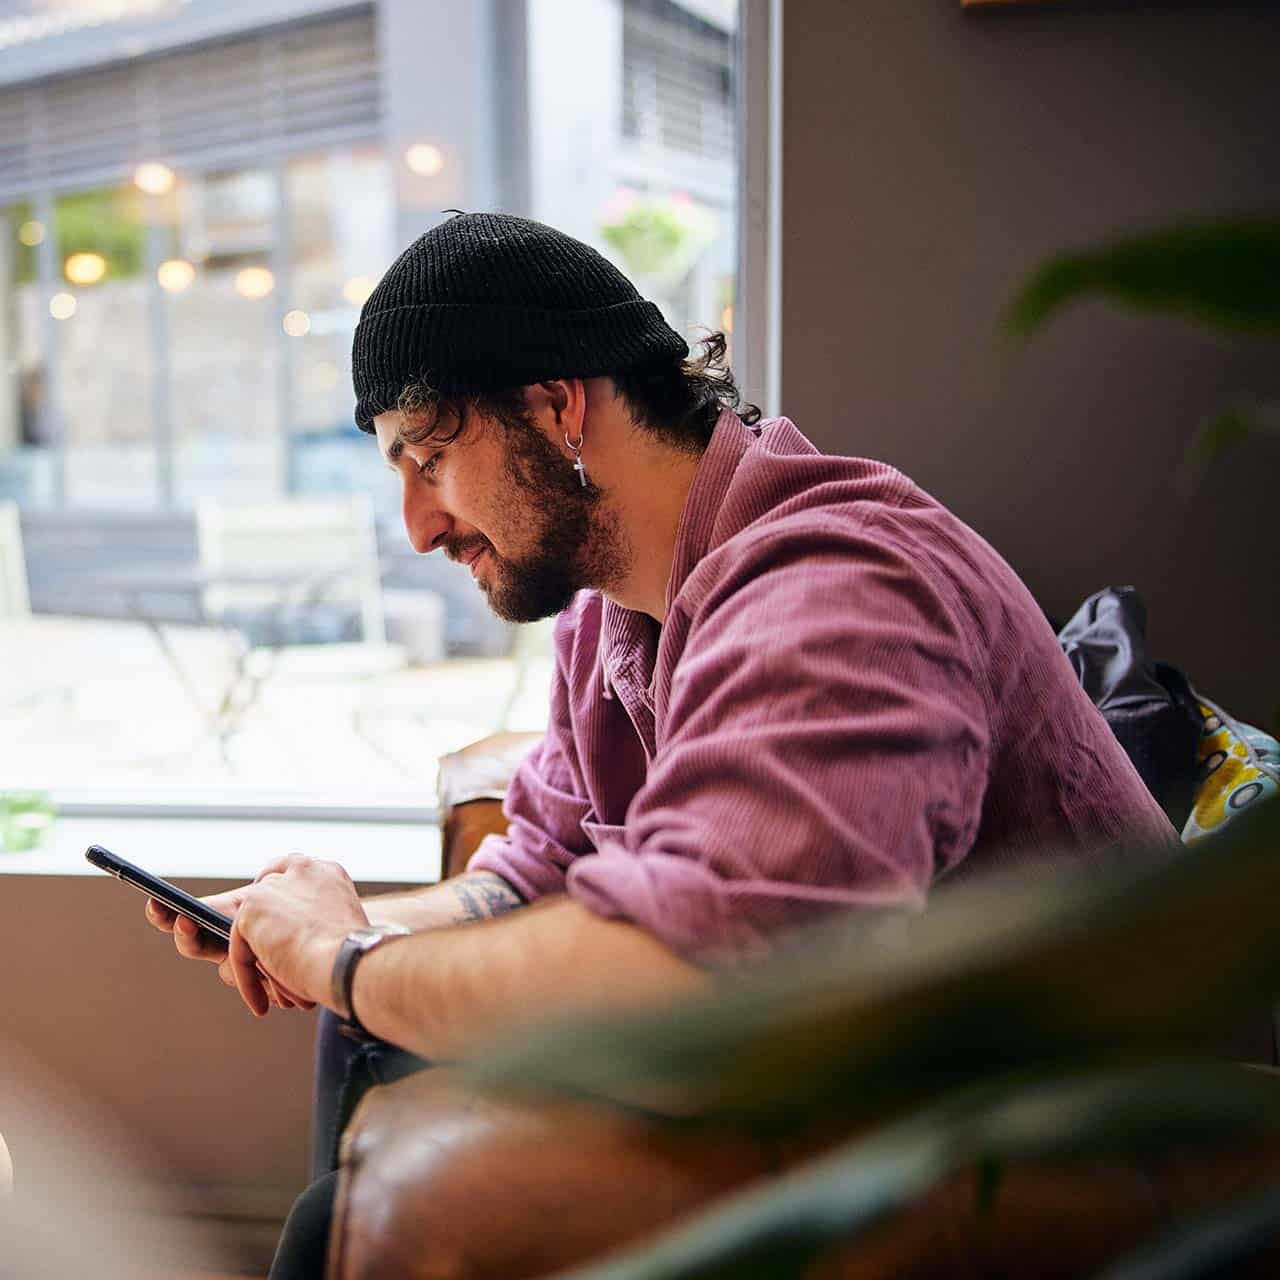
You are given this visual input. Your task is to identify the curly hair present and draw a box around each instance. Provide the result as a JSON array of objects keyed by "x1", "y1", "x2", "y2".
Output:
[{"x1": 394, "y1": 331, "x2": 760, "y2": 452}]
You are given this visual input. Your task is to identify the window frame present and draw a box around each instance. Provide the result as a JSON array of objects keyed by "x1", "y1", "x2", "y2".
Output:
[{"x1": 0, "y1": 0, "x2": 780, "y2": 827}]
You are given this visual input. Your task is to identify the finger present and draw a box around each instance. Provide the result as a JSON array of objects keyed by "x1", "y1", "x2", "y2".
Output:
[
  {"x1": 202, "y1": 887, "x2": 248, "y2": 917},
  {"x1": 228, "y1": 920, "x2": 269, "y2": 1018},
  {"x1": 145, "y1": 899, "x2": 177, "y2": 933},
  {"x1": 253, "y1": 856, "x2": 296, "y2": 884},
  {"x1": 276, "y1": 983, "x2": 315, "y2": 1011},
  {"x1": 218, "y1": 957, "x2": 290, "y2": 1008},
  {"x1": 172, "y1": 914, "x2": 229, "y2": 964},
  {"x1": 262, "y1": 973, "x2": 292, "y2": 1008}
]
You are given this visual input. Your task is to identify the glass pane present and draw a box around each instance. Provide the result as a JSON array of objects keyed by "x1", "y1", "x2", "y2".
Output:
[
  {"x1": 613, "y1": 0, "x2": 738, "y2": 352},
  {"x1": 55, "y1": 184, "x2": 157, "y2": 506},
  {"x1": 529, "y1": 0, "x2": 739, "y2": 359},
  {"x1": 170, "y1": 167, "x2": 282, "y2": 504},
  {"x1": 0, "y1": 202, "x2": 55, "y2": 507},
  {"x1": 0, "y1": 0, "x2": 743, "y2": 804},
  {"x1": 284, "y1": 146, "x2": 394, "y2": 500}
]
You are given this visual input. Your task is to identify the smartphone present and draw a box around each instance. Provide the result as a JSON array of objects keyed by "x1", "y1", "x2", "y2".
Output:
[{"x1": 85, "y1": 844, "x2": 232, "y2": 942}]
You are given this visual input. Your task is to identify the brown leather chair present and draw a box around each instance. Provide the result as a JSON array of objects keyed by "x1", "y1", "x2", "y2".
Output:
[
  {"x1": 325, "y1": 734, "x2": 1280, "y2": 1280},
  {"x1": 436, "y1": 731, "x2": 543, "y2": 881}
]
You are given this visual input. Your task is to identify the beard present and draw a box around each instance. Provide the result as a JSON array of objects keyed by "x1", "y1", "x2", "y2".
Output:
[{"x1": 449, "y1": 422, "x2": 629, "y2": 624}]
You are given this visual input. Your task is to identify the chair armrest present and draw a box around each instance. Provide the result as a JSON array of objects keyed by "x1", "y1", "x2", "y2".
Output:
[
  {"x1": 327, "y1": 1068, "x2": 775, "y2": 1280},
  {"x1": 328, "y1": 1069, "x2": 1280, "y2": 1280},
  {"x1": 437, "y1": 732, "x2": 541, "y2": 880}
]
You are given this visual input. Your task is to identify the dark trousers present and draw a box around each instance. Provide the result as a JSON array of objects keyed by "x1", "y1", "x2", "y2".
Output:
[{"x1": 269, "y1": 1010, "x2": 430, "y2": 1280}]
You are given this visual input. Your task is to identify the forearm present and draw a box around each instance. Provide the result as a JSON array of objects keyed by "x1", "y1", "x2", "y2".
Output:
[
  {"x1": 350, "y1": 895, "x2": 711, "y2": 1061},
  {"x1": 362, "y1": 870, "x2": 524, "y2": 931}
]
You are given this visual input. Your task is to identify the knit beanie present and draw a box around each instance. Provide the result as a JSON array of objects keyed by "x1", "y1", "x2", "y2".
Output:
[{"x1": 351, "y1": 212, "x2": 689, "y2": 431}]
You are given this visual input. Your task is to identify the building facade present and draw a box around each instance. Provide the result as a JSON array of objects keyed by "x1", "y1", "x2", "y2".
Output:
[{"x1": 0, "y1": 0, "x2": 739, "y2": 513}]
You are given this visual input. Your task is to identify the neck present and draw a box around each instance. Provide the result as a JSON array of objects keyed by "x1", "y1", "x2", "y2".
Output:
[{"x1": 592, "y1": 427, "x2": 704, "y2": 624}]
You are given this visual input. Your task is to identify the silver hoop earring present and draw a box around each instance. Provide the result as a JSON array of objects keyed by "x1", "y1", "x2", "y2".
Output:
[{"x1": 565, "y1": 430, "x2": 588, "y2": 487}]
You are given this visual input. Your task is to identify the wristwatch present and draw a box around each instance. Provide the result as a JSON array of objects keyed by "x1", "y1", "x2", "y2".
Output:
[{"x1": 331, "y1": 924, "x2": 411, "y2": 1038}]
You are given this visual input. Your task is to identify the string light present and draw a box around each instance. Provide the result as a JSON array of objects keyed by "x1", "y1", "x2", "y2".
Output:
[
  {"x1": 64, "y1": 252, "x2": 107, "y2": 285},
  {"x1": 157, "y1": 259, "x2": 196, "y2": 292},
  {"x1": 282, "y1": 309, "x2": 311, "y2": 337},
  {"x1": 134, "y1": 162, "x2": 176, "y2": 195},
  {"x1": 342, "y1": 275, "x2": 376, "y2": 305},
  {"x1": 234, "y1": 267, "x2": 275, "y2": 299},
  {"x1": 404, "y1": 143, "x2": 445, "y2": 177},
  {"x1": 49, "y1": 292, "x2": 77, "y2": 320}
]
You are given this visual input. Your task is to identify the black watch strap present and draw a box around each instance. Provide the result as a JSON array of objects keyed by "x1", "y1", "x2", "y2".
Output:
[{"x1": 331, "y1": 925, "x2": 410, "y2": 1037}]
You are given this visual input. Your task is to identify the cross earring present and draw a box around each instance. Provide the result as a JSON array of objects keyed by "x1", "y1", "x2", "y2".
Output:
[{"x1": 564, "y1": 430, "x2": 588, "y2": 487}]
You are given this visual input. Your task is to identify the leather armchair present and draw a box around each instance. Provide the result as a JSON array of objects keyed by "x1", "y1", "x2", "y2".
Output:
[{"x1": 325, "y1": 734, "x2": 1280, "y2": 1280}]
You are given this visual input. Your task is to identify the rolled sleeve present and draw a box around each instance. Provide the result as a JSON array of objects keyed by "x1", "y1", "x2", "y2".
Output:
[{"x1": 565, "y1": 518, "x2": 991, "y2": 965}]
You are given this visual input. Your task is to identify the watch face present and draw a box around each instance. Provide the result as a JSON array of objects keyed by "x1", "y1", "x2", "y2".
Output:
[{"x1": 352, "y1": 924, "x2": 410, "y2": 949}]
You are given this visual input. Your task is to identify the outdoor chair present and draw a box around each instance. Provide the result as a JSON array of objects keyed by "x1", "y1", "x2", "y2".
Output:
[
  {"x1": 0, "y1": 500, "x2": 75, "y2": 722},
  {"x1": 0, "y1": 500, "x2": 32, "y2": 618},
  {"x1": 196, "y1": 493, "x2": 389, "y2": 648},
  {"x1": 194, "y1": 496, "x2": 405, "y2": 730}
]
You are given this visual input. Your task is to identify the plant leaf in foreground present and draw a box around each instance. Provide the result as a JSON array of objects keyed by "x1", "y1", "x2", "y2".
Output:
[
  {"x1": 551, "y1": 1065, "x2": 1280, "y2": 1280},
  {"x1": 1002, "y1": 217, "x2": 1280, "y2": 341},
  {"x1": 469, "y1": 799, "x2": 1280, "y2": 1124}
]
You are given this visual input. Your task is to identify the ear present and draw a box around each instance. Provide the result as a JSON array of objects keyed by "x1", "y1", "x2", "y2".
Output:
[{"x1": 526, "y1": 379, "x2": 587, "y2": 444}]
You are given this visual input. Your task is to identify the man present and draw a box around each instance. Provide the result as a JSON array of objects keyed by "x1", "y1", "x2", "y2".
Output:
[{"x1": 148, "y1": 212, "x2": 1174, "y2": 1276}]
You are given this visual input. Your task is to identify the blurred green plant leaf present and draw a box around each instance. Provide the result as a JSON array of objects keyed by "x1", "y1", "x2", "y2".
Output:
[
  {"x1": 551, "y1": 1065, "x2": 1280, "y2": 1280},
  {"x1": 1095, "y1": 1181, "x2": 1280, "y2": 1280},
  {"x1": 1176, "y1": 400, "x2": 1280, "y2": 496},
  {"x1": 1002, "y1": 218, "x2": 1280, "y2": 342},
  {"x1": 1196, "y1": 405, "x2": 1260, "y2": 461},
  {"x1": 469, "y1": 799, "x2": 1280, "y2": 1125}
]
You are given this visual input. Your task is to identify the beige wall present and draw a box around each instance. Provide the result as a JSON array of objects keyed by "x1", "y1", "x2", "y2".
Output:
[
  {"x1": 2, "y1": 872, "x2": 401, "y2": 1272},
  {"x1": 779, "y1": 0, "x2": 1277, "y2": 725}
]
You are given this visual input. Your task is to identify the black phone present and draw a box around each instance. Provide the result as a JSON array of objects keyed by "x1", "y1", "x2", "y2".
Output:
[{"x1": 85, "y1": 844, "x2": 232, "y2": 942}]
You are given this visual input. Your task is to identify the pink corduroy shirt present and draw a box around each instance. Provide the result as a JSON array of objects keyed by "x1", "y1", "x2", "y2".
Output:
[{"x1": 470, "y1": 410, "x2": 1175, "y2": 964}]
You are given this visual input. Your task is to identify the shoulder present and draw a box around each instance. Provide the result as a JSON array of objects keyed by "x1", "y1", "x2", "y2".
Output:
[{"x1": 680, "y1": 496, "x2": 962, "y2": 631}]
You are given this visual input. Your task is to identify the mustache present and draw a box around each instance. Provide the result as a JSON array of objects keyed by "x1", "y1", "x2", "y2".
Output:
[{"x1": 445, "y1": 534, "x2": 491, "y2": 563}]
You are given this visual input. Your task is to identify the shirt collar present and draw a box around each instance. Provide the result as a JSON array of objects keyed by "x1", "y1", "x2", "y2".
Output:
[
  {"x1": 599, "y1": 408, "x2": 757, "y2": 687},
  {"x1": 663, "y1": 407, "x2": 757, "y2": 617}
]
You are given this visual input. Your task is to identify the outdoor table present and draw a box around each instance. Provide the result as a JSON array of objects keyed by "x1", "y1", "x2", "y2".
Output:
[{"x1": 92, "y1": 562, "x2": 372, "y2": 754}]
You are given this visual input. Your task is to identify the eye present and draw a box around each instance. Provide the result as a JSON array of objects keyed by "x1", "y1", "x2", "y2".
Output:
[{"x1": 417, "y1": 452, "x2": 442, "y2": 479}]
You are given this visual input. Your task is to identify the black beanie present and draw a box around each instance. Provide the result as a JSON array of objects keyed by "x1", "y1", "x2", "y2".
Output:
[{"x1": 351, "y1": 212, "x2": 689, "y2": 431}]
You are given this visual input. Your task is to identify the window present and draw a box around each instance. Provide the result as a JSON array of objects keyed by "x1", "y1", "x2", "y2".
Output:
[
  {"x1": 0, "y1": 0, "x2": 744, "y2": 811},
  {"x1": 56, "y1": 183, "x2": 159, "y2": 506},
  {"x1": 169, "y1": 166, "x2": 281, "y2": 504},
  {"x1": 283, "y1": 147, "x2": 394, "y2": 499}
]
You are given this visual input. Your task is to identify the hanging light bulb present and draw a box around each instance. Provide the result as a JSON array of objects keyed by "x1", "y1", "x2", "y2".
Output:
[
  {"x1": 157, "y1": 259, "x2": 196, "y2": 292},
  {"x1": 134, "y1": 162, "x2": 176, "y2": 195},
  {"x1": 404, "y1": 143, "x2": 445, "y2": 177},
  {"x1": 342, "y1": 275, "x2": 376, "y2": 305},
  {"x1": 234, "y1": 267, "x2": 275, "y2": 299},
  {"x1": 64, "y1": 252, "x2": 107, "y2": 285}
]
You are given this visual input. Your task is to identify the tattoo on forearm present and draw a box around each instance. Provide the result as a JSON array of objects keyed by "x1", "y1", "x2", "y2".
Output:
[{"x1": 449, "y1": 872, "x2": 524, "y2": 924}]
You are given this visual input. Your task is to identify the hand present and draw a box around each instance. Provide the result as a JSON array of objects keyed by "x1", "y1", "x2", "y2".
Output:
[
  {"x1": 228, "y1": 855, "x2": 369, "y2": 1018},
  {"x1": 145, "y1": 888, "x2": 315, "y2": 1012}
]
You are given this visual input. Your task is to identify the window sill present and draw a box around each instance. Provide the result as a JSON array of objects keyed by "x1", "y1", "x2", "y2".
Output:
[
  {"x1": 0, "y1": 808, "x2": 440, "y2": 884},
  {"x1": 50, "y1": 786, "x2": 438, "y2": 826}
]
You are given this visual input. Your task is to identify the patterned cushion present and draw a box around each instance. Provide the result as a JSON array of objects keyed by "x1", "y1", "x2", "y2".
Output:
[{"x1": 1182, "y1": 695, "x2": 1280, "y2": 843}]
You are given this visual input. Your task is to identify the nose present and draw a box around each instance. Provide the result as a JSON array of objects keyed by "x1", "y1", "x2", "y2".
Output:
[{"x1": 402, "y1": 480, "x2": 450, "y2": 555}]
